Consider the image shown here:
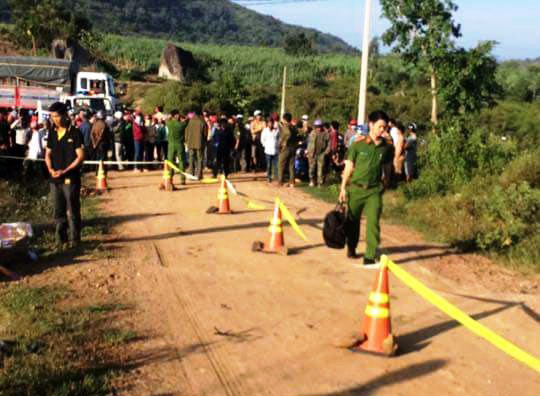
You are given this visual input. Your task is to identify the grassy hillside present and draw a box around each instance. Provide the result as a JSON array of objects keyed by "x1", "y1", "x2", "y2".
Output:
[
  {"x1": 97, "y1": 34, "x2": 360, "y2": 85},
  {"x1": 0, "y1": 0, "x2": 355, "y2": 53}
]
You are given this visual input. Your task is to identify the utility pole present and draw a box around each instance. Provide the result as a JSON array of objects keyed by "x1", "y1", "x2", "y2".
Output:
[
  {"x1": 280, "y1": 66, "x2": 287, "y2": 120},
  {"x1": 357, "y1": 0, "x2": 372, "y2": 125}
]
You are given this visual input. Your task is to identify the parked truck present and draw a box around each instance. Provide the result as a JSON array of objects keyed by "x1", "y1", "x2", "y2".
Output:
[{"x1": 0, "y1": 56, "x2": 119, "y2": 113}]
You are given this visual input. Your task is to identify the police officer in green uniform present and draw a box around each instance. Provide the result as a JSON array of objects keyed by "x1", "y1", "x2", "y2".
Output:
[
  {"x1": 167, "y1": 110, "x2": 187, "y2": 186},
  {"x1": 278, "y1": 113, "x2": 298, "y2": 187},
  {"x1": 339, "y1": 110, "x2": 392, "y2": 268},
  {"x1": 185, "y1": 109, "x2": 207, "y2": 180}
]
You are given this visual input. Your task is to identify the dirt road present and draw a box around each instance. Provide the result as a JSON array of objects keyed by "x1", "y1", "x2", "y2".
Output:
[{"x1": 97, "y1": 170, "x2": 539, "y2": 395}]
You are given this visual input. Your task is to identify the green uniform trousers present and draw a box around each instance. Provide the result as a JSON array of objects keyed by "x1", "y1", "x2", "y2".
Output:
[
  {"x1": 278, "y1": 147, "x2": 296, "y2": 184},
  {"x1": 188, "y1": 148, "x2": 204, "y2": 180},
  {"x1": 346, "y1": 185, "x2": 383, "y2": 260},
  {"x1": 309, "y1": 153, "x2": 326, "y2": 185},
  {"x1": 167, "y1": 144, "x2": 186, "y2": 183}
]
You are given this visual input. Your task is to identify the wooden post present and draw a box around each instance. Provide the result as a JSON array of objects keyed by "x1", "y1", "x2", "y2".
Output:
[{"x1": 357, "y1": 0, "x2": 372, "y2": 126}]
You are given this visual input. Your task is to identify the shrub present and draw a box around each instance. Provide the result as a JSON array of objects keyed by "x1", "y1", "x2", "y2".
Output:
[
  {"x1": 499, "y1": 149, "x2": 540, "y2": 188},
  {"x1": 404, "y1": 119, "x2": 517, "y2": 198},
  {"x1": 471, "y1": 182, "x2": 540, "y2": 251}
]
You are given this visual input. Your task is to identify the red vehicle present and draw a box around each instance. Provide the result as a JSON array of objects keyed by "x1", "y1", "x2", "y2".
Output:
[{"x1": 0, "y1": 56, "x2": 77, "y2": 110}]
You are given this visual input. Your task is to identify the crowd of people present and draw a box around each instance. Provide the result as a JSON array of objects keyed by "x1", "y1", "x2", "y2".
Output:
[
  {"x1": 0, "y1": 106, "x2": 418, "y2": 187},
  {"x1": 1, "y1": 103, "x2": 418, "y2": 265}
]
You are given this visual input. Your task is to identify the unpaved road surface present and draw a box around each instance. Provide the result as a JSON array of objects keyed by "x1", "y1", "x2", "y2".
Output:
[{"x1": 97, "y1": 170, "x2": 539, "y2": 395}]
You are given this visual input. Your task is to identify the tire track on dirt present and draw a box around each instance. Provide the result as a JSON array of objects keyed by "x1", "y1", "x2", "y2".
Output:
[{"x1": 152, "y1": 242, "x2": 251, "y2": 396}]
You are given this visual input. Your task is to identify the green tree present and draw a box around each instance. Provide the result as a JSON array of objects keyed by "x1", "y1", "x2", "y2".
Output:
[
  {"x1": 283, "y1": 32, "x2": 316, "y2": 57},
  {"x1": 8, "y1": 0, "x2": 91, "y2": 51},
  {"x1": 380, "y1": 0, "x2": 461, "y2": 125},
  {"x1": 437, "y1": 41, "x2": 502, "y2": 115}
]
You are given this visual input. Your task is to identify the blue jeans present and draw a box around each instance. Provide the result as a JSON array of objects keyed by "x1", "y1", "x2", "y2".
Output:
[
  {"x1": 134, "y1": 140, "x2": 143, "y2": 169},
  {"x1": 265, "y1": 154, "x2": 278, "y2": 181}
]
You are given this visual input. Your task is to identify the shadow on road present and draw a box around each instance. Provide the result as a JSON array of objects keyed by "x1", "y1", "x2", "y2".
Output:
[
  {"x1": 110, "y1": 218, "x2": 325, "y2": 243},
  {"x1": 304, "y1": 359, "x2": 447, "y2": 395},
  {"x1": 447, "y1": 292, "x2": 540, "y2": 323},
  {"x1": 391, "y1": 251, "x2": 458, "y2": 264},
  {"x1": 289, "y1": 243, "x2": 326, "y2": 255},
  {"x1": 397, "y1": 302, "x2": 519, "y2": 355}
]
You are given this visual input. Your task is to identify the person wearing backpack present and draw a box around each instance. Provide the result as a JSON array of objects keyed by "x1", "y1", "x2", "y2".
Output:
[{"x1": 338, "y1": 110, "x2": 393, "y2": 268}]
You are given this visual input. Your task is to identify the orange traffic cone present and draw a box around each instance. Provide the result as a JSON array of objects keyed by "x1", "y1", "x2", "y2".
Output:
[
  {"x1": 96, "y1": 160, "x2": 108, "y2": 192},
  {"x1": 217, "y1": 175, "x2": 231, "y2": 214},
  {"x1": 206, "y1": 175, "x2": 232, "y2": 214},
  {"x1": 159, "y1": 162, "x2": 174, "y2": 191},
  {"x1": 252, "y1": 198, "x2": 288, "y2": 255},
  {"x1": 353, "y1": 257, "x2": 397, "y2": 356}
]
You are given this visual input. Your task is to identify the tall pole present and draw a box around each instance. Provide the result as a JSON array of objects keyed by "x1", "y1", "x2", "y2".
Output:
[
  {"x1": 280, "y1": 66, "x2": 287, "y2": 120},
  {"x1": 357, "y1": 0, "x2": 372, "y2": 125}
]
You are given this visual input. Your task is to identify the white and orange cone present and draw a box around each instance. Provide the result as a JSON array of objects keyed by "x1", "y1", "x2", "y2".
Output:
[{"x1": 96, "y1": 160, "x2": 108, "y2": 192}]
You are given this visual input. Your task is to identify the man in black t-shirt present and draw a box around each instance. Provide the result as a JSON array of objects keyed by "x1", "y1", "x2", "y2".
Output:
[{"x1": 45, "y1": 102, "x2": 85, "y2": 248}]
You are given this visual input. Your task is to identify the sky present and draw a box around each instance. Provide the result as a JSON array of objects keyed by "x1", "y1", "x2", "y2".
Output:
[{"x1": 234, "y1": 0, "x2": 540, "y2": 60}]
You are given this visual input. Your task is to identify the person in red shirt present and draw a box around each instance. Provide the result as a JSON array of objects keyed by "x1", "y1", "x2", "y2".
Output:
[{"x1": 132, "y1": 114, "x2": 146, "y2": 172}]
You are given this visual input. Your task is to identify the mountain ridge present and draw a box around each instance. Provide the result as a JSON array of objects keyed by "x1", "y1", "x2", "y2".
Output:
[{"x1": 0, "y1": 0, "x2": 355, "y2": 53}]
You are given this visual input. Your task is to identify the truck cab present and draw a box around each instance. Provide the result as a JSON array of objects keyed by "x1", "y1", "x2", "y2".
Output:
[
  {"x1": 75, "y1": 72, "x2": 116, "y2": 98},
  {"x1": 63, "y1": 72, "x2": 119, "y2": 114}
]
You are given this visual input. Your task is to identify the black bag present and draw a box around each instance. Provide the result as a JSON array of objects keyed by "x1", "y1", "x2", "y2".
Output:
[{"x1": 323, "y1": 203, "x2": 347, "y2": 249}]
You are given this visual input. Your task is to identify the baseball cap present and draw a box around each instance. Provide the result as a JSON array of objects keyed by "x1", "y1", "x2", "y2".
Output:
[
  {"x1": 302, "y1": 114, "x2": 309, "y2": 121},
  {"x1": 236, "y1": 114, "x2": 243, "y2": 119},
  {"x1": 349, "y1": 119, "x2": 357, "y2": 126},
  {"x1": 408, "y1": 123, "x2": 417, "y2": 131},
  {"x1": 254, "y1": 110, "x2": 262, "y2": 116},
  {"x1": 356, "y1": 125, "x2": 368, "y2": 134},
  {"x1": 314, "y1": 119, "x2": 323, "y2": 127}
]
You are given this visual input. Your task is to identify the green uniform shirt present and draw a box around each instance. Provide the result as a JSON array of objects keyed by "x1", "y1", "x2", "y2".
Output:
[
  {"x1": 167, "y1": 120, "x2": 187, "y2": 146},
  {"x1": 185, "y1": 116, "x2": 207, "y2": 149},
  {"x1": 279, "y1": 123, "x2": 298, "y2": 151},
  {"x1": 307, "y1": 130, "x2": 330, "y2": 157},
  {"x1": 347, "y1": 137, "x2": 392, "y2": 188}
]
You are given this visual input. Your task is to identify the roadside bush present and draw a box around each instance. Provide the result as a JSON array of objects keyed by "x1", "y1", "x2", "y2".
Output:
[
  {"x1": 499, "y1": 149, "x2": 540, "y2": 188},
  {"x1": 404, "y1": 119, "x2": 517, "y2": 198},
  {"x1": 471, "y1": 182, "x2": 540, "y2": 251},
  {"x1": 392, "y1": 175, "x2": 540, "y2": 270}
]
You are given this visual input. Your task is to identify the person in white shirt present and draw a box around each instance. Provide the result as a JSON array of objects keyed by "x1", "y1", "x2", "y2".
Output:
[
  {"x1": 261, "y1": 119, "x2": 279, "y2": 183},
  {"x1": 24, "y1": 119, "x2": 47, "y2": 178}
]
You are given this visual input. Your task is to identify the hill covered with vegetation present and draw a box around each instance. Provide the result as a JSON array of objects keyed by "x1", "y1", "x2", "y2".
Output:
[{"x1": 0, "y1": 0, "x2": 354, "y2": 53}]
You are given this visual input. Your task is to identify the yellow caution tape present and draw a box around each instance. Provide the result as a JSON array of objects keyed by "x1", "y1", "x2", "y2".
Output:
[
  {"x1": 247, "y1": 201, "x2": 266, "y2": 210},
  {"x1": 278, "y1": 198, "x2": 309, "y2": 242},
  {"x1": 202, "y1": 178, "x2": 219, "y2": 184},
  {"x1": 225, "y1": 179, "x2": 266, "y2": 210},
  {"x1": 164, "y1": 160, "x2": 217, "y2": 183},
  {"x1": 383, "y1": 256, "x2": 540, "y2": 373},
  {"x1": 225, "y1": 179, "x2": 238, "y2": 195},
  {"x1": 164, "y1": 160, "x2": 197, "y2": 181}
]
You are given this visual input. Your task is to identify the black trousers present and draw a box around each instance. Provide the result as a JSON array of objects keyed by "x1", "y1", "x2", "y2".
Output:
[
  {"x1": 50, "y1": 182, "x2": 81, "y2": 244},
  {"x1": 213, "y1": 150, "x2": 231, "y2": 178}
]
